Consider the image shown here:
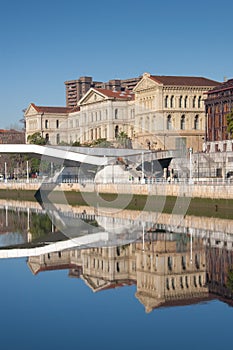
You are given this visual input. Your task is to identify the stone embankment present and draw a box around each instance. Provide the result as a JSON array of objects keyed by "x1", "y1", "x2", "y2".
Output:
[{"x1": 0, "y1": 181, "x2": 232, "y2": 199}]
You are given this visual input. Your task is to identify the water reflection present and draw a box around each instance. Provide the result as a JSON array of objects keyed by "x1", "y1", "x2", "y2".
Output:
[{"x1": 0, "y1": 199, "x2": 233, "y2": 312}]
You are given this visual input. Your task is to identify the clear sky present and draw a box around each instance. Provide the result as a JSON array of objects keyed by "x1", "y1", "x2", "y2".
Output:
[{"x1": 0, "y1": 0, "x2": 233, "y2": 128}]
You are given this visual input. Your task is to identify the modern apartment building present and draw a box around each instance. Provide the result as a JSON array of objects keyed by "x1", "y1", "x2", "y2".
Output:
[{"x1": 64, "y1": 75, "x2": 140, "y2": 107}]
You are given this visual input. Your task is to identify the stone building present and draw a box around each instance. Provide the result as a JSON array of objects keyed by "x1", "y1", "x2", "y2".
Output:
[
  {"x1": 24, "y1": 103, "x2": 75, "y2": 144},
  {"x1": 133, "y1": 72, "x2": 219, "y2": 152},
  {"x1": 0, "y1": 129, "x2": 25, "y2": 144},
  {"x1": 24, "y1": 73, "x2": 220, "y2": 151},
  {"x1": 205, "y1": 78, "x2": 233, "y2": 152},
  {"x1": 71, "y1": 87, "x2": 135, "y2": 144}
]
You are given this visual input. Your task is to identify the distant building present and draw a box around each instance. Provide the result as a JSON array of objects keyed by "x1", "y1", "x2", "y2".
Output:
[
  {"x1": 25, "y1": 72, "x2": 220, "y2": 151},
  {"x1": 65, "y1": 75, "x2": 140, "y2": 108},
  {"x1": 24, "y1": 103, "x2": 75, "y2": 145},
  {"x1": 205, "y1": 78, "x2": 233, "y2": 152},
  {"x1": 0, "y1": 129, "x2": 25, "y2": 144}
]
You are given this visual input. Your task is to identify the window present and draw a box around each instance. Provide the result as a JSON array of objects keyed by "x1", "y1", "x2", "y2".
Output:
[
  {"x1": 165, "y1": 95, "x2": 168, "y2": 108},
  {"x1": 179, "y1": 95, "x2": 182, "y2": 108},
  {"x1": 198, "y1": 96, "x2": 202, "y2": 108},
  {"x1": 170, "y1": 95, "x2": 174, "y2": 108},
  {"x1": 56, "y1": 133, "x2": 60, "y2": 144},
  {"x1": 194, "y1": 115, "x2": 199, "y2": 130},
  {"x1": 184, "y1": 96, "x2": 188, "y2": 108},
  {"x1": 180, "y1": 115, "x2": 185, "y2": 130},
  {"x1": 45, "y1": 133, "x2": 49, "y2": 143},
  {"x1": 168, "y1": 256, "x2": 172, "y2": 271},
  {"x1": 45, "y1": 120, "x2": 48, "y2": 129},
  {"x1": 193, "y1": 96, "x2": 196, "y2": 108},
  {"x1": 115, "y1": 109, "x2": 118, "y2": 119},
  {"x1": 181, "y1": 256, "x2": 186, "y2": 270},
  {"x1": 115, "y1": 125, "x2": 119, "y2": 138},
  {"x1": 167, "y1": 115, "x2": 172, "y2": 130}
]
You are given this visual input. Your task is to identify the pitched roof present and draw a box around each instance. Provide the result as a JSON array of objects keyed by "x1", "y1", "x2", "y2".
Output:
[
  {"x1": 207, "y1": 78, "x2": 233, "y2": 94},
  {"x1": 149, "y1": 75, "x2": 219, "y2": 87},
  {"x1": 94, "y1": 88, "x2": 134, "y2": 100},
  {"x1": 31, "y1": 103, "x2": 73, "y2": 114}
]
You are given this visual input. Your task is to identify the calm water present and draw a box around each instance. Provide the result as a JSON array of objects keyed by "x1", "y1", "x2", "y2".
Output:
[{"x1": 0, "y1": 200, "x2": 233, "y2": 350}]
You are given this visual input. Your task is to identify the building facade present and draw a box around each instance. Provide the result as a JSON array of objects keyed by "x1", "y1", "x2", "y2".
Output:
[
  {"x1": 25, "y1": 73, "x2": 220, "y2": 151},
  {"x1": 71, "y1": 88, "x2": 135, "y2": 144},
  {"x1": 133, "y1": 73, "x2": 219, "y2": 151},
  {"x1": 205, "y1": 78, "x2": 233, "y2": 152},
  {"x1": 24, "y1": 103, "x2": 75, "y2": 145}
]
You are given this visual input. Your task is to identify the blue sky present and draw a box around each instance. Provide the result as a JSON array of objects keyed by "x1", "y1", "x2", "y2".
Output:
[{"x1": 0, "y1": 0, "x2": 233, "y2": 128}]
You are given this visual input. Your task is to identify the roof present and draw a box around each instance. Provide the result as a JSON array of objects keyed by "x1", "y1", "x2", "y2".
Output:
[
  {"x1": 94, "y1": 88, "x2": 135, "y2": 100},
  {"x1": 0, "y1": 129, "x2": 23, "y2": 134},
  {"x1": 149, "y1": 75, "x2": 219, "y2": 87},
  {"x1": 31, "y1": 103, "x2": 73, "y2": 114},
  {"x1": 207, "y1": 78, "x2": 233, "y2": 94}
]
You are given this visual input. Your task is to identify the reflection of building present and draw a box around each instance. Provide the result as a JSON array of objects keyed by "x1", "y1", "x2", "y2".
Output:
[
  {"x1": 135, "y1": 235, "x2": 208, "y2": 312},
  {"x1": 27, "y1": 233, "x2": 209, "y2": 313},
  {"x1": 207, "y1": 245, "x2": 233, "y2": 302}
]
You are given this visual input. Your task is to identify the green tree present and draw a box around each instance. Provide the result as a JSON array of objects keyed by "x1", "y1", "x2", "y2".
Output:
[
  {"x1": 226, "y1": 109, "x2": 233, "y2": 138},
  {"x1": 116, "y1": 131, "x2": 132, "y2": 148},
  {"x1": 27, "y1": 132, "x2": 47, "y2": 174},
  {"x1": 27, "y1": 132, "x2": 47, "y2": 145}
]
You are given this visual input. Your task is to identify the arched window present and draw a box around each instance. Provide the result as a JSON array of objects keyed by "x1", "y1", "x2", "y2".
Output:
[
  {"x1": 167, "y1": 115, "x2": 172, "y2": 130},
  {"x1": 184, "y1": 96, "x2": 188, "y2": 108},
  {"x1": 180, "y1": 115, "x2": 185, "y2": 130},
  {"x1": 193, "y1": 96, "x2": 196, "y2": 108},
  {"x1": 115, "y1": 125, "x2": 119, "y2": 138},
  {"x1": 198, "y1": 96, "x2": 202, "y2": 108},
  {"x1": 45, "y1": 133, "x2": 49, "y2": 143},
  {"x1": 56, "y1": 120, "x2": 59, "y2": 129},
  {"x1": 115, "y1": 109, "x2": 118, "y2": 119},
  {"x1": 45, "y1": 120, "x2": 48, "y2": 129},
  {"x1": 179, "y1": 95, "x2": 182, "y2": 108},
  {"x1": 168, "y1": 256, "x2": 172, "y2": 271},
  {"x1": 165, "y1": 95, "x2": 168, "y2": 108},
  {"x1": 194, "y1": 115, "x2": 199, "y2": 130},
  {"x1": 170, "y1": 95, "x2": 174, "y2": 108}
]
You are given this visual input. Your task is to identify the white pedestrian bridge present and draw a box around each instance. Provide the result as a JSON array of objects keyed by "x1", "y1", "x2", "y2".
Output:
[
  {"x1": 0, "y1": 144, "x2": 178, "y2": 166},
  {"x1": 0, "y1": 144, "x2": 109, "y2": 166}
]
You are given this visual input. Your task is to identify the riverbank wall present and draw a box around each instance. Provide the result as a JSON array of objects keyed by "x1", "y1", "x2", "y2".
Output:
[{"x1": 0, "y1": 181, "x2": 233, "y2": 199}]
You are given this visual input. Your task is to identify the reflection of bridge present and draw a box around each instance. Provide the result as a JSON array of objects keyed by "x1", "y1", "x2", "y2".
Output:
[{"x1": 0, "y1": 199, "x2": 233, "y2": 255}]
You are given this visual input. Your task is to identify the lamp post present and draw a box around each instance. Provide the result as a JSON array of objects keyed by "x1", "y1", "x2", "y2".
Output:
[
  {"x1": 4, "y1": 162, "x2": 7, "y2": 183},
  {"x1": 189, "y1": 147, "x2": 193, "y2": 184},
  {"x1": 141, "y1": 151, "x2": 145, "y2": 184},
  {"x1": 26, "y1": 160, "x2": 29, "y2": 183}
]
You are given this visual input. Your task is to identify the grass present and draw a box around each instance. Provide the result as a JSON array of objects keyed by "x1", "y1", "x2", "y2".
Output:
[{"x1": 0, "y1": 188, "x2": 233, "y2": 219}]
